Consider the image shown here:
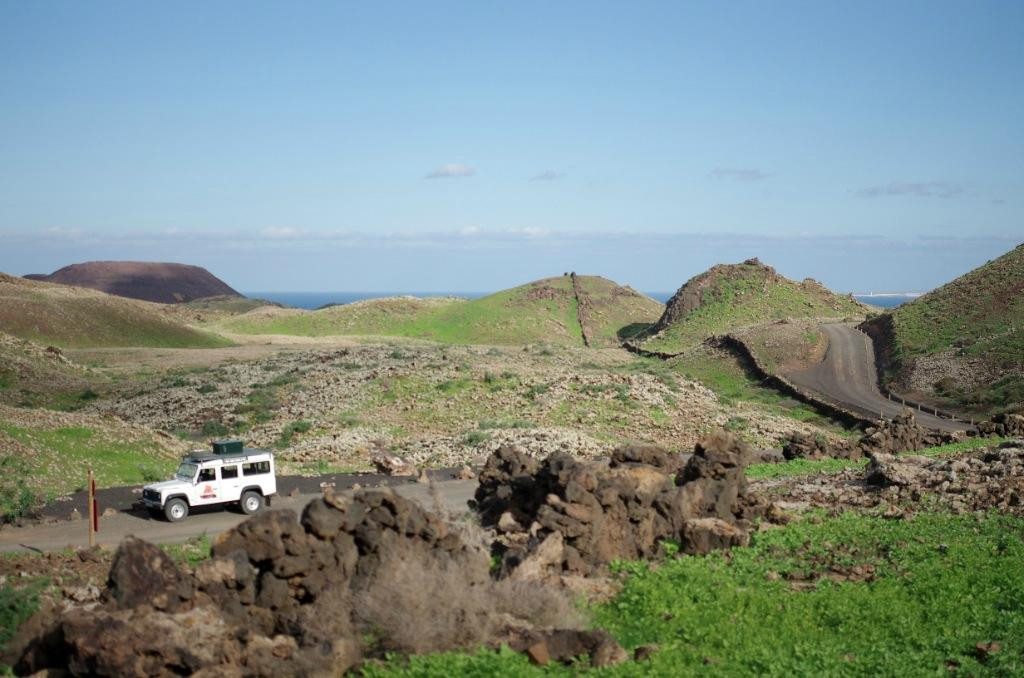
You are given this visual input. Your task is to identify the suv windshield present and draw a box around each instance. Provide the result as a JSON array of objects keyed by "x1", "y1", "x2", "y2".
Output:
[{"x1": 175, "y1": 462, "x2": 198, "y2": 481}]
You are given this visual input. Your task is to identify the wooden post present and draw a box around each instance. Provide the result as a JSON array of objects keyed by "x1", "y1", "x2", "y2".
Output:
[{"x1": 87, "y1": 468, "x2": 95, "y2": 548}]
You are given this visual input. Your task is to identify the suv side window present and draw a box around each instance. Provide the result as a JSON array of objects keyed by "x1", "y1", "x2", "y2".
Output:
[
  {"x1": 198, "y1": 468, "x2": 216, "y2": 482},
  {"x1": 243, "y1": 461, "x2": 271, "y2": 476},
  {"x1": 221, "y1": 465, "x2": 239, "y2": 480}
]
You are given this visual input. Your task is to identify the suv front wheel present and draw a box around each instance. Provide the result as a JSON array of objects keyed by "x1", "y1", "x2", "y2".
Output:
[
  {"x1": 240, "y1": 490, "x2": 264, "y2": 515},
  {"x1": 164, "y1": 498, "x2": 189, "y2": 522}
]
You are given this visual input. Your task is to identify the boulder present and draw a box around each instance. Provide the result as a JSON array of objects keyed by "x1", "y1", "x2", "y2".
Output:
[
  {"x1": 371, "y1": 451, "x2": 417, "y2": 476},
  {"x1": 106, "y1": 536, "x2": 194, "y2": 613},
  {"x1": 512, "y1": 629, "x2": 627, "y2": 668},
  {"x1": 478, "y1": 434, "x2": 773, "y2": 574}
]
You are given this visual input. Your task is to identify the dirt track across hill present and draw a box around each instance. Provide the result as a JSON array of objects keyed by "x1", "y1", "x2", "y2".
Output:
[{"x1": 786, "y1": 324, "x2": 968, "y2": 433}]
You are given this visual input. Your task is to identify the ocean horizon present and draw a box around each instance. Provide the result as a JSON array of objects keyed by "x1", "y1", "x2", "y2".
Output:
[{"x1": 244, "y1": 291, "x2": 918, "y2": 310}]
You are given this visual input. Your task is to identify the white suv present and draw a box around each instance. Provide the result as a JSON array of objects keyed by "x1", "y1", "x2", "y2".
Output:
[{"x1": 142, "y1": 440, "x2": 277, "y2": 522}]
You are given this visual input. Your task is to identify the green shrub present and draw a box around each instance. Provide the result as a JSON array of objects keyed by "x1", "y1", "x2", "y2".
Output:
[
  {"x1": 463, "y1": 430, "x2": 491, "y2": 446},
  {"x1": 0, "y1": 583, "x2": 41, "y2": 652},
  {"x1": 201, "y1": 420, "x2": 229, "y2": 437},
  {"x1": 478, "y1": 419, "x2": 533, "y2": 430},
  {"x1": 337, "y1": 412, "x2": 363, "y2": 428},
  {"x1": 724, "y1": 416, "x2": 748, "y2": 432},
  {"x1": 276, "y1": 420, "x2": 313, "y2": 448},
  {"x1": 525, "y1": 383, "x2": 551, "y2": 400},
  {"x1": 138, "y1": 464, "x2": 163, "y2": 482},
  {"x1": 0, "y1": 456, "x2": 37, "y2": 522}
]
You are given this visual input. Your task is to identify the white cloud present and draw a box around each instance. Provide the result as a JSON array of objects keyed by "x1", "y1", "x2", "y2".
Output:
[
  {"x1": 260, "y1": 226, "x2": 307, "y2": 239},
  {"x1": 530, "y1": 170, "x2": 566, "y2": 181},
  {"x1": 425, "y1": 163, "x2": 475, "y2": 179},
  {"x1": 710, "y1": 168, "x2": 771, "y2": 182},
  {"x1": 856, "y1": 181, "x2": 963, "y2": 198}
]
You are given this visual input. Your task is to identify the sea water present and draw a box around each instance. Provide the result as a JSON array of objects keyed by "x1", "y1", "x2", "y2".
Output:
[{"x1": 244, "y1": 291, "x2": 915, "y2": 310}]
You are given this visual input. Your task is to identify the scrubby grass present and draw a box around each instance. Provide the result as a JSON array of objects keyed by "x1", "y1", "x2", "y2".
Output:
[
  {"x1": 670, "y1": 351, "x2": 851, "y2": 434},
  {"x1": 0, "y1": 581, "x2": 43, "y2": 654},
  {"x1": 870, "y1": 244, "x2": 1024, "y2": 413},
  {"x1": 0, "y1": 279, "x2": 233, "y2": 349},
  {"x1": 642, "y1": 263, "x2": 864, "y2": 354},
  {"x1": 219, "y1": 276, "x2": 661, "y2": 348},
  {"x1": 162, "y1": 534, "x2": 212, "y2": 567},
  {"x1": 366, "y1": 511, "x2": 1024, "y2": 676},
  {"x1": 0, "y1": 424, "x2": 178, "y2": 498},
  {"x1": 747, "y1": 436, "x2": 1005, "y2": 480},
  {"x1": 276, "y1": 420, "x2": 312, "y2": 448}
]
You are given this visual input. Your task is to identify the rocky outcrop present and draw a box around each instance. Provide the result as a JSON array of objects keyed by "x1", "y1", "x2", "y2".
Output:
[
  {"x1": 782, "y1": 432, "x2": 831, "y2": 460},
  {"x1": 854, "y1": 410, "x2": 957, "y2": 454},
  {"x1": 25, "y1": 261, "x2": 239, "y2": 304},
  {"x1": 10, "y1": 491, "x2": 484, "y2": 675},
  {"x1": 766, "y1": 439, "x2": 1024, "y2": 518},
  {"x1": 784, "y1": 410, "x2": 959, "y2": 462},
  {"x1": 9, "y1": 487, "x2": 627, "y2": 675},
  {"x1": 477, "y1": 433, "x2": 773, "y2": 576},
  {"x1": 652, "y1": 259, "x2": 779, "y2": 333},
  {"x1": 977, "y1": 413, "x2": 1024, "y2": 438}
]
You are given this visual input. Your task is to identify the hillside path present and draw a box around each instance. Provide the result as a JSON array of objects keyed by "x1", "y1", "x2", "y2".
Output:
[
  {"x1": 0, "y1": 479, "x2": 477, "y2": 554},
  {"x1": 786, "y1": 324, "x2": 968, "y2": 433}
]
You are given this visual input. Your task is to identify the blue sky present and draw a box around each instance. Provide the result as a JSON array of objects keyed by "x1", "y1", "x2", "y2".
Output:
[{"x1": 1, "y1": 1, "x2": 1021, "y2": 293}]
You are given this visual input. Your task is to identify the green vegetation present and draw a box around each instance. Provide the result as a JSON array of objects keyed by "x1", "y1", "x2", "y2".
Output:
[
  {"x1": 0, "y1": 456, "x2": 38, "y2": 521},
  {"x1": 162, "y1": 534, "x2": 212, "y2": 567},
  {"x1": 276, "y1": 419, "x2": 312, "y2": 448},
  {"x1": 0, "y1": 424, "x2": 177, "y2": 499},
  {"x1": 219, "y1": 276, "x2": 662, "y2": 348},
  {"x1": 670, "y1": 350, "x2": 850, "y2": 433},
  {"x1": 366, "y1": 511, "x2": 1024, "y2": 676},
  {"x1": 867, "y1": 243, "x2": 1024, "y2": 413},
  {"x1": 642, "y1": 261, "x2": 865, "y2": 354},
  {"x1": 201, "y1": 419, "x2": 230, "y2": 437},
  {"x1": 0, "y1": 275, "x2": 232, "y2": 348},
  {"x1": 747, "y1": 437, "x2": 1004, "y2": 480},
  {"x1": 0, "y1": 581, "x2": 42, "y2": 654}
]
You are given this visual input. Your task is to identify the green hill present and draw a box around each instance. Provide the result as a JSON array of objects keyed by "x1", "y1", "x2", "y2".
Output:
[
  {"x1": 861, "y1": 243, "x2": 1024, "y2": 414},
  {"x1": 640, "y1": 259, "x2": 867, "y2": 353},
  {"x1": 219, "y1": 275, "x2": 663, "y2": 347},
  {"x1": 0, "y1": 273, "x2": 232, "y2": 349}
]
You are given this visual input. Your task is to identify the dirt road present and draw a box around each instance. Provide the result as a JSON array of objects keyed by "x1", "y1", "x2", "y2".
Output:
[
  {"x1": 786, "y1": 324, "x2": 968, "y2": 433},
  {"x1": 0, "y1": 479, "x2": 478, "y2": 554}
]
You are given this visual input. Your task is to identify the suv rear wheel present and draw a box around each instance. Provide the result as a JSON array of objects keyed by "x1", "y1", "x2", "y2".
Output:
[
  {"x1": 240, "y1": 490, "x2": 264, "y2": 515},
  {"x1": 164, "y1": 498, "x2": 188, "y2": 522}
]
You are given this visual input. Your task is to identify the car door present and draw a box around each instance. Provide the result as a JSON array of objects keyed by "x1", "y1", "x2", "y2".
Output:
[
  {"x1": 193, "y1": 467, "x2": 220, "y2": 506},
  {"x1": 220, "y1": 463, "x2": 242, "y2": 502}
]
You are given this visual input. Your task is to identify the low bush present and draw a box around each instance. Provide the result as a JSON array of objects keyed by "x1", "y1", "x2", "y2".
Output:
[
  {"x1": 354, "y1": 555, "x2": 581, "y2": 656},
  {"x1": 0, "y1": 456, "x2": 37, "y2": 522},
  {"x1": 276, "y1": 420, "x2": 312, "y2": 448},
  {"x1": 201, "y1": 419, "x2": 229, "y2": 437}
]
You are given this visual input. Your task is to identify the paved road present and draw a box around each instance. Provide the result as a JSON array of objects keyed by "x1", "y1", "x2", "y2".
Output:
[
  {"x1": 786, "y1": 324, "x2": 968, "y2": 433},
  {"x1": 0, "y1": 479, "x2": 478, "y2": 554}
]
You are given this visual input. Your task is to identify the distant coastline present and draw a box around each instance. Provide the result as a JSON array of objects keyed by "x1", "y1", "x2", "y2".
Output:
[{"x1": 245, "y1": 290, "x2": 920, "y2": 310}]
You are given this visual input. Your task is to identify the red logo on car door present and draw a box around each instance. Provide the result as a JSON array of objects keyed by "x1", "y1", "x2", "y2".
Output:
[{"x1": 200, "y1": 484, "x2": 217, "y2": 499}]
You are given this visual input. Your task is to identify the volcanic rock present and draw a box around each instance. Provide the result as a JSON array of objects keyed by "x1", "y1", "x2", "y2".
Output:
[
  {"x1": 24, "y1": 261, "x2": 239, "y2": 304},
  {"x1": 478, "y1": 433, "x2": 773, "y2": 575}
]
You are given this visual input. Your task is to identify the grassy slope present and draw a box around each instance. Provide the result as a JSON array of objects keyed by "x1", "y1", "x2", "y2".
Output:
[
  {"x1": 576, "y1": 276, "x2": 665, "y2": 347},
  {"x1": 868, "y1": 243, "x2": 1024, "y2": 412},
  {"x1": 643, "y1": 263, "x2": 866, "y2": 353},
  {"x1": 882, "y1": 243, "x2": 1023, "y2": 367},
  {"x1": 220, "y1": 276, "x2": 663, "y2": 347},
  {"x1": 221, "y1": 297, "x2": 465, "y2": 338},
  {"x1": 0, "y1": 274, "x2": 231, "y2": 349},
  {"x1": 0, "y1": 422, "x2": 181, "y2": 502}
]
